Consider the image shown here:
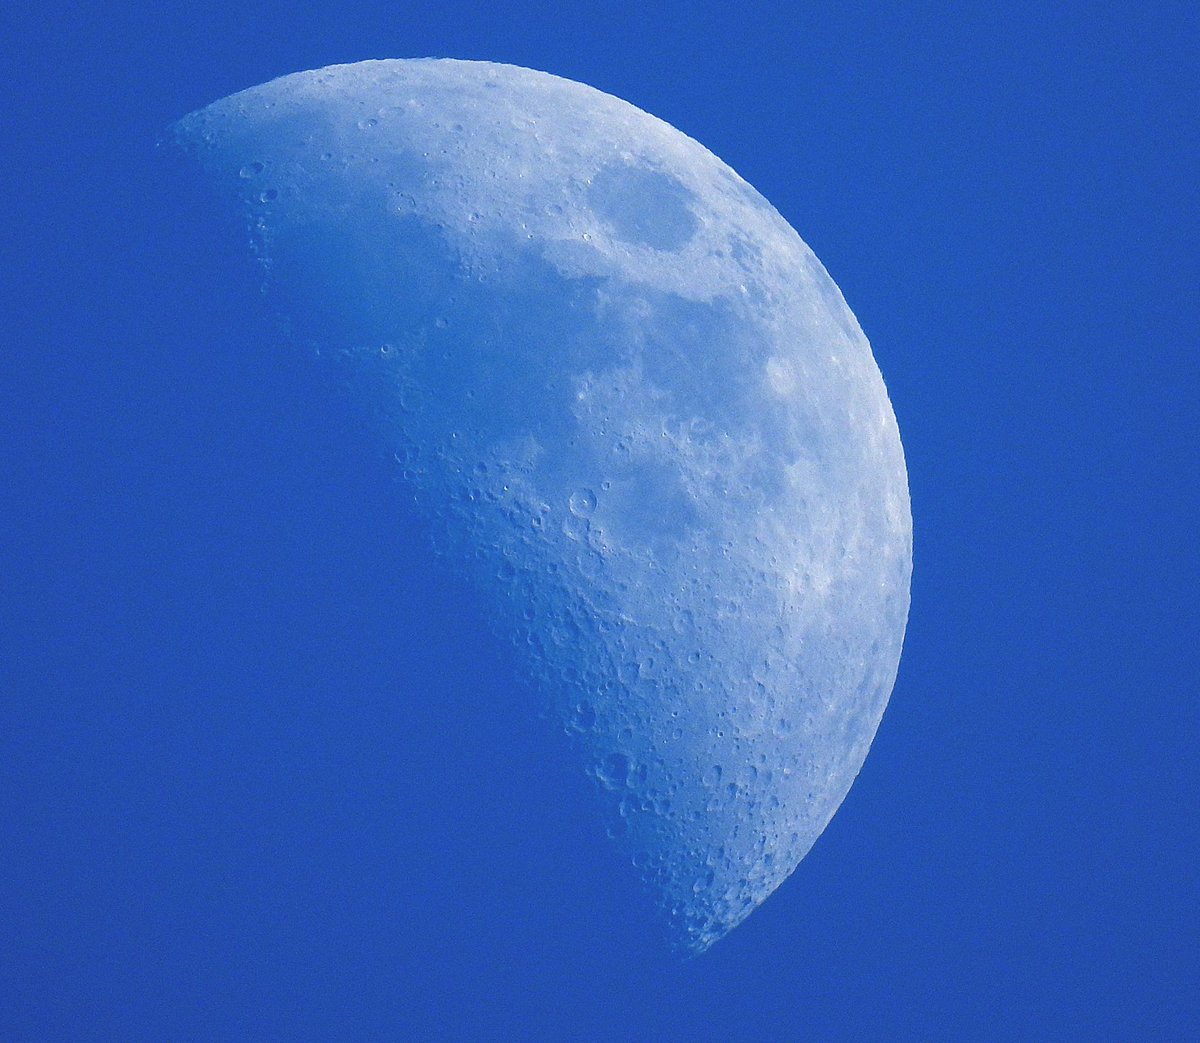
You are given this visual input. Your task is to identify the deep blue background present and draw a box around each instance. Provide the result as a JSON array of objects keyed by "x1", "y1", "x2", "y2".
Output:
[{"x1": 3, "y1": 3, "x2": 1197, "y2": 1039}]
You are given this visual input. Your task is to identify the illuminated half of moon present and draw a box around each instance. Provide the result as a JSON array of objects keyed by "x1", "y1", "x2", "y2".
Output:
[{"x1": 169, "y1": 58, "x2": 912, "y2": 953}]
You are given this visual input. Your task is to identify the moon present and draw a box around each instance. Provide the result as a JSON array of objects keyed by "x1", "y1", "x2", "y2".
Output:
[{"x1": 168, "y1": 58, "x2": 912, "y2": 953}]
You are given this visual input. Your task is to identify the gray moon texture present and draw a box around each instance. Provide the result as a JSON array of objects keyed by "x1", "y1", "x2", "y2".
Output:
[{"x1": 169, "y1": 58, "x2": 912, "y2": 953}]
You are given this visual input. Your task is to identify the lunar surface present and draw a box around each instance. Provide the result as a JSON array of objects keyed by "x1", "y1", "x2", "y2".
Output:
[{"x1": 169, "y1": 58, "x2": 912, "y2": 953}]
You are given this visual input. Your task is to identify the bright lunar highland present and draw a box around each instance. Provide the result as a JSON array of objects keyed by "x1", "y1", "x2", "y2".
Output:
[{"x1": 169, "y1": 58, "x2": 912, "y2": 953}]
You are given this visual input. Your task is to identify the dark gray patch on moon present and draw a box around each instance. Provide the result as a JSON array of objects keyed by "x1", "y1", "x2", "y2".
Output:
[{"x1": 588, "y1": 164, "x2": 698, "y2": 251}]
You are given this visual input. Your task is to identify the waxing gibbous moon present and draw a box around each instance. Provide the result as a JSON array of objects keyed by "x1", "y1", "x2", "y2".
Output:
[{"x1": 168, "y1": 58, "x2": 912, "y2": 954}]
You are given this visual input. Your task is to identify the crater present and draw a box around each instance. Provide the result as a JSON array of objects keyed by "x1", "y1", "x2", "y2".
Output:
[{"x1": 588, "y1": 163, "x2": 698, "y2": 251}]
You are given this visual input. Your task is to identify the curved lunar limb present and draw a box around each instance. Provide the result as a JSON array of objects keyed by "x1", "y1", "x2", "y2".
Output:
[{"x1": 169, "y1": 58, "x2": 912, "y2": 953}]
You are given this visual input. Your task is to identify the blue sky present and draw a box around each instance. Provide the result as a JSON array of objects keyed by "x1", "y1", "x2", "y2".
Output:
[{"x1": 3, "y1": 3, "x2": 1197, "y2": 1039}]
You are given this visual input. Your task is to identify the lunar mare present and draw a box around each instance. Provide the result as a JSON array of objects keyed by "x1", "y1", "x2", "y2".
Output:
[{"x1": 170, "y1": 59, "x2": 911, "y2": 953}]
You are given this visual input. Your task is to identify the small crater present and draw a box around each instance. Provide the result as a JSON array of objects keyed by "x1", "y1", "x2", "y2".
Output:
[
  {"x1": 568, "y1": 488, "x2": 597, "y2": 517},
  {"x1": 597, "y1": 752, "x2": 630, "y2": 790}
]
